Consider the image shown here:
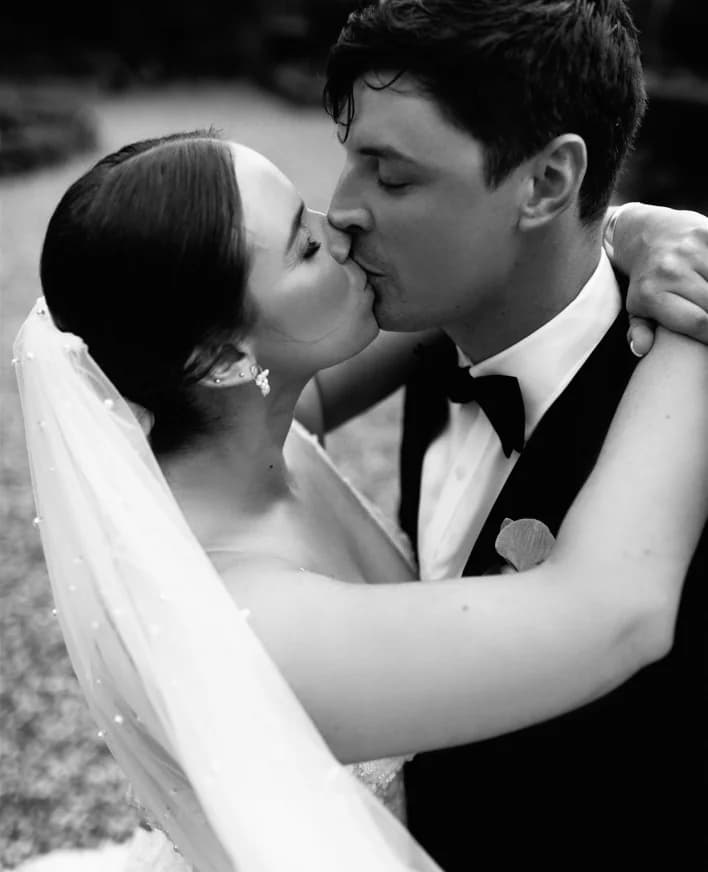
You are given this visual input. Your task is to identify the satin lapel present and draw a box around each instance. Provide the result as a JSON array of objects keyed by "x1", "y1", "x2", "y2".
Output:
[
  {"x1": 463, "y1": 308, "x2": 638, "y2": 577},
  {"x1": 398, "y1": 336, "x2": 457, "y2": 553}
]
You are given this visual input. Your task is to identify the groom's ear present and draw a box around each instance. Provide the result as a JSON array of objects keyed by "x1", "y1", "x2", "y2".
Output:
[{"x1": 517, "y1": 134, "x2": 587, "y2": 231}]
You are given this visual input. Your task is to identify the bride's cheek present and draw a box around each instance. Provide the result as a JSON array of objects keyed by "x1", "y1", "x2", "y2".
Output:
[{"x1": 276, "y1": 285, "x2": 348, "y2": 343}]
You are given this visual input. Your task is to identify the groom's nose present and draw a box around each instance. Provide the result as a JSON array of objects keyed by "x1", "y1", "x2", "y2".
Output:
[
  {"x1": 326, "y1": 204, "x2": 373, "y2": 264},
  {"x1": 323, "y1": 218, "x2": 353, "y2": 265},
  {"x1": 327, "y1": 168, "x2": 374, "y2": 253},
  {"x1": 310, "y1": 209, "x2": 351, "y2": 264}
]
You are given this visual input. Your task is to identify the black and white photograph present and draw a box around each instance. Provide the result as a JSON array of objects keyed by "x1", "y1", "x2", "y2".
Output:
[{"x1": 2, "y1": 2, "x2": 707, "y2": 870}]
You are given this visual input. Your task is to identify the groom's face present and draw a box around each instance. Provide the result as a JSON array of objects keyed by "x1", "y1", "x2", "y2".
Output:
[{"x1": 328, "y1": 74, "x2": 524, "y2": 332}]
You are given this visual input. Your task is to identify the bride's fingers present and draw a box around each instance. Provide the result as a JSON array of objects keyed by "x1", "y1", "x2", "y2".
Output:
[
  {"x1": 627, "y1": 253, "x2": 708, "y2": 334},
  {"x1": 631, "y1": 292, "x2": 708, "y2": 346},
  {"x1": 627, "y1": 316, "x2": 654, "y2": 358}
]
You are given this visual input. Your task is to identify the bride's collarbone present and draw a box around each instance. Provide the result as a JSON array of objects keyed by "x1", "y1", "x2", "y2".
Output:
[
  {"x1": 205, "y1": 488, "x2": 410, "y2": 586},
  {"x1": 200, "y1": 427, "x2": 413, "y2": 584},
  {"x1": 207, "y1": 499, "x2": 372, "y2": 585}
]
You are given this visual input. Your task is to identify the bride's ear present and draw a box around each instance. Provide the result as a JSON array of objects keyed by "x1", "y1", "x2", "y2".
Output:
[{"x1": 198, "y1": 342, "x2": 259, "y2": 389}]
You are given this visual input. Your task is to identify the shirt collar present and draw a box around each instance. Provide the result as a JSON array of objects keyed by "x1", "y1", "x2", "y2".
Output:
[{"x1": 456, "y1": 251, "x2": 622, "y2": 438}]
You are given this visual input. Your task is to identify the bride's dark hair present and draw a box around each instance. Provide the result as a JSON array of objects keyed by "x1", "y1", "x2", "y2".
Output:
[{"x1": 41, "y1": 129, "x2": 252, "y2": 454}]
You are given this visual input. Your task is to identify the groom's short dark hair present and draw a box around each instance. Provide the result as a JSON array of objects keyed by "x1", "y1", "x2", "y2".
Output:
[{"x1": 324, "y1": 0, "x2": 646, "y2": 224}]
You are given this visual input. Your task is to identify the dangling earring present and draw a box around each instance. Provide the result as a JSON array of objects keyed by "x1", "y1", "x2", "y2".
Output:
[{"x1": 250, "y1": 363, "x2": 270, "y2": 398}]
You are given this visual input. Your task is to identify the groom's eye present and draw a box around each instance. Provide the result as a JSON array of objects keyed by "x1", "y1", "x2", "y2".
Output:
[{"x1": 377, "y1": 177, "x2": 409, "y2": 192}]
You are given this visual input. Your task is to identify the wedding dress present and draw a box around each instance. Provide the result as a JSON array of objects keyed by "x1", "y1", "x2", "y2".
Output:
[
  {"x1": 15, "y1": 299, "x2": 440, "y2": 872},
  {"x1": 125, "y1": 755, "x2": 409, "y2": 872}
]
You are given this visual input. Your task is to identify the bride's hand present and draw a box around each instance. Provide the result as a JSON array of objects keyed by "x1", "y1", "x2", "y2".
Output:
[{"x1": 605, "y1": 202, "x2": 708, "y2": 355}]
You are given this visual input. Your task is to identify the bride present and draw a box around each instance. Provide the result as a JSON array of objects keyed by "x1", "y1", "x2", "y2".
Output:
[{"x1": 15, "y1": 130, "x2": 708, "y2": 872}]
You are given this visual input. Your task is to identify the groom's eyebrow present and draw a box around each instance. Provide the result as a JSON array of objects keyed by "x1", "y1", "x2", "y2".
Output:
[
  {"x1": 286, "y1": 201, "x2": 305, "y2": 254},
  {"x1": 357, "y1": 145, "x2": 419, "y2": 165}
]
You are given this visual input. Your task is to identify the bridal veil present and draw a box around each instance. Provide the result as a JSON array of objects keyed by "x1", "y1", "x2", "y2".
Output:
[{"x1": 14, "y1": 298, "x2": 441, "y2": 872}]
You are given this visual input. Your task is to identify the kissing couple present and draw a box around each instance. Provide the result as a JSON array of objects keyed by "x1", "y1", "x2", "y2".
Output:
[{"x1": 15, "y1": 2, "x2": 708, "y2": 870}]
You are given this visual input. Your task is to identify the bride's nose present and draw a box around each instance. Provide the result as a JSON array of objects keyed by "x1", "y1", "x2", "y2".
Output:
[{"x1": 311, "y1": 210, "x2": 352, "y2": 264}]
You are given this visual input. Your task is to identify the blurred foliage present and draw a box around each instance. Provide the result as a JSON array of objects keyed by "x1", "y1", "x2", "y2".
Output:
[
  {"x1": 618, "y1": 74, "x2": 708, "y2": 213},
  {"x1": 1, "y1": 1, "x2": 707, "y2": 83},
  {"x1": 0, "y1": 85, "x2": 97, "y2": 177},
  {"x1": 631, "y1": 0, "x2": 708, "y2": 74},
  {"x1": 0, "y1": 1, "x2": 360, "y2": 86}
]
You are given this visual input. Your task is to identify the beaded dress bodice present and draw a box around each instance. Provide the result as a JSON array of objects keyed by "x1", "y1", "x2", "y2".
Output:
[{"x1": 347, "y1": 756, "x2": 409, "y2": 821}]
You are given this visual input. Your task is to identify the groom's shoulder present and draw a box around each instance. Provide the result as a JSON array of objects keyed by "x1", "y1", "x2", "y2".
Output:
[{"x1": 582, "y1": 304, "x2": 637, "y2": 388}]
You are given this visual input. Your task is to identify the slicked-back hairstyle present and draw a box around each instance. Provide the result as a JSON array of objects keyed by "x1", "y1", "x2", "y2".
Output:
[
  {"x1": 324, "y1": 0, "x2": 646, "y2": 223},
  {"x1": 41, "y1": 130, "x2": 252, "y2": 454}
]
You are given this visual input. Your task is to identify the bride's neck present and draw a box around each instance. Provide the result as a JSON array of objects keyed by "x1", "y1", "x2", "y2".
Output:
[{"x1": 159, "y1": 381, "x2": 302, "y2": 522}]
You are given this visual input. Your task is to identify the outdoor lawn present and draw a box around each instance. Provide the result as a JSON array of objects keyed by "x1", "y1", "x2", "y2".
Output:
[{"x1": 0, "y1": 81, "x2": 403, "y2": 869}]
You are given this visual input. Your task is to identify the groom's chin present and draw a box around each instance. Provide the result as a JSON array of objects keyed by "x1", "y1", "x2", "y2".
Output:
[
  {"x1": 372, "y1": 303, "x2": 411, "y2": 332},
  {"x1": 370, "y1": 285, "x2": 419, "y2": 332},
  {"x1": 371, "y1": 297, "x2": 390, "y2": 330}
]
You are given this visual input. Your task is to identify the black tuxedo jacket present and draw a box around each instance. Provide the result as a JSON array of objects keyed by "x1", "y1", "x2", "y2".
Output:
[{"x1": 400, "y1": 310, "x2": 707, "y2": 870}]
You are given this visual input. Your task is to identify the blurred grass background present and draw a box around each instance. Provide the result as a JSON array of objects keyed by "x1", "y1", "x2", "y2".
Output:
[{"x1": 2, "y1": 0, "x2": 708, "y2": 867}]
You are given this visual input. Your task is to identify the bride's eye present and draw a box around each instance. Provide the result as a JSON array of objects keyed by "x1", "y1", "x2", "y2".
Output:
[{"x1": 302, "y1": 234, "x2": 322, "y2": 260}]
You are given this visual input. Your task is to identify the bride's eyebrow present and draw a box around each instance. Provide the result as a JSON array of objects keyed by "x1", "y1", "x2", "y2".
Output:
[{"x1": 285, "y1": 200, "x2": 305, "y2": 255}]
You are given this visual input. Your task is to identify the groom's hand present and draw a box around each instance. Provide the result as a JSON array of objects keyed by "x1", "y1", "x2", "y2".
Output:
[{"x1": 607, "y1": 203, "x2": 708, "y2": 356}]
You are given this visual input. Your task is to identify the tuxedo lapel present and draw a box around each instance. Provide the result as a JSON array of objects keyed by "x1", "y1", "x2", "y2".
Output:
[
  {"x1": 463, "y1": 309, "x2": 638, "y2": 576},
  {"x1": 398, "y1": 336, "x2": 455, "y2": 553}
]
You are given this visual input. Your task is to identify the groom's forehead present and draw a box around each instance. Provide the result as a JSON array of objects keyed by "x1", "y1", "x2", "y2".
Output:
[
  {"x1": 341, "y1": 74, "x2": 478, "y2": 166},
  {"x1": 342, "y1": 74, "x2": 459, "y2": 151}
]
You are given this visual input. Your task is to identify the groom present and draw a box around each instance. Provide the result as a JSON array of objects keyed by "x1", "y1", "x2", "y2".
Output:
[{"x1": 324, "y1": 1, "x2": 706, "y2": 869}]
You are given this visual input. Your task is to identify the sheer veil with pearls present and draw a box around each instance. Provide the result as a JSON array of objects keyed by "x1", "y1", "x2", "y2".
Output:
[{"x1": 14, "y1": 298, "x2": 441, "y2": 872}]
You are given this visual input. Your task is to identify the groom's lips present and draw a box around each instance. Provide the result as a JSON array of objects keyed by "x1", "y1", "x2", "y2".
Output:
[
  {"x1": 360, "y1": 267, "x2": 386, "y2": 294},
  {"x1": 352, "y1": 254, "x2": 386, "y2": 278}
]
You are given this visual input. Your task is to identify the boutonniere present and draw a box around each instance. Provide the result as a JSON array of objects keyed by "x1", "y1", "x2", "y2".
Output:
[{"x1": 494, "y1": 517, "x2": 556, "y2": 572}]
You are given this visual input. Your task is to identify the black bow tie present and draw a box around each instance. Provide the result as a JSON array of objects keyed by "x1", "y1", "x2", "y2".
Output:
[{"x1": 445, "y1": 365, "x2": 526, "y2": 458}]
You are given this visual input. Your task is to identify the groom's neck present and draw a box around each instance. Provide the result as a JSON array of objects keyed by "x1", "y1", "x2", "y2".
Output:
[{"x1": 446, "y1": 223, "x2": 603, "y2": 364}]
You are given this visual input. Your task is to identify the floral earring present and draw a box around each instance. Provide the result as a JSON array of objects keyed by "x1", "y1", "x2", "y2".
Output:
[{"x1": 251, "y1": 364, "x2": 271, "y2": 398}]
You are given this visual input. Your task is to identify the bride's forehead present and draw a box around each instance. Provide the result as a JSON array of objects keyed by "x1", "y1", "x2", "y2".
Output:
[
  {"x1": 229, "y1": 142, "x2": 291, "y2": 195},
  {"x1": 227, "y1": 142, "x2": 295, "y2": 249}
]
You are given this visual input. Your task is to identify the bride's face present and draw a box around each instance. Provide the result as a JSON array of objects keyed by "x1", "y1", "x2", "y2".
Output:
[{"x1": 230, "y1": 143, "x2": 378, "y2": 375}]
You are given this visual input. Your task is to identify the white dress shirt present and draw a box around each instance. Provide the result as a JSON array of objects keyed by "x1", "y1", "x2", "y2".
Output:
[{"x1": 418, "y1": 252, "x2": 622, "y2": 581}]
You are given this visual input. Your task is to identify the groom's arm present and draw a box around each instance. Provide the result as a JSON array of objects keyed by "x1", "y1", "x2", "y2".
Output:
[{"x1": 295, "y1": 328, "x2": 440, "y2": 437}]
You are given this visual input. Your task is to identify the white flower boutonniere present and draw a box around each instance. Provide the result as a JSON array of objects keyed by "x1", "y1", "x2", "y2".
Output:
[{"x1": 494, "y1": 517, "x2": 556, "y2": 572}]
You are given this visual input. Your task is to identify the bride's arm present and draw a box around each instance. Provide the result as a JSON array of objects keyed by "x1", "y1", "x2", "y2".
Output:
[{"x1": 227, "y1": 329, "x2": 708, "y2": 764}]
